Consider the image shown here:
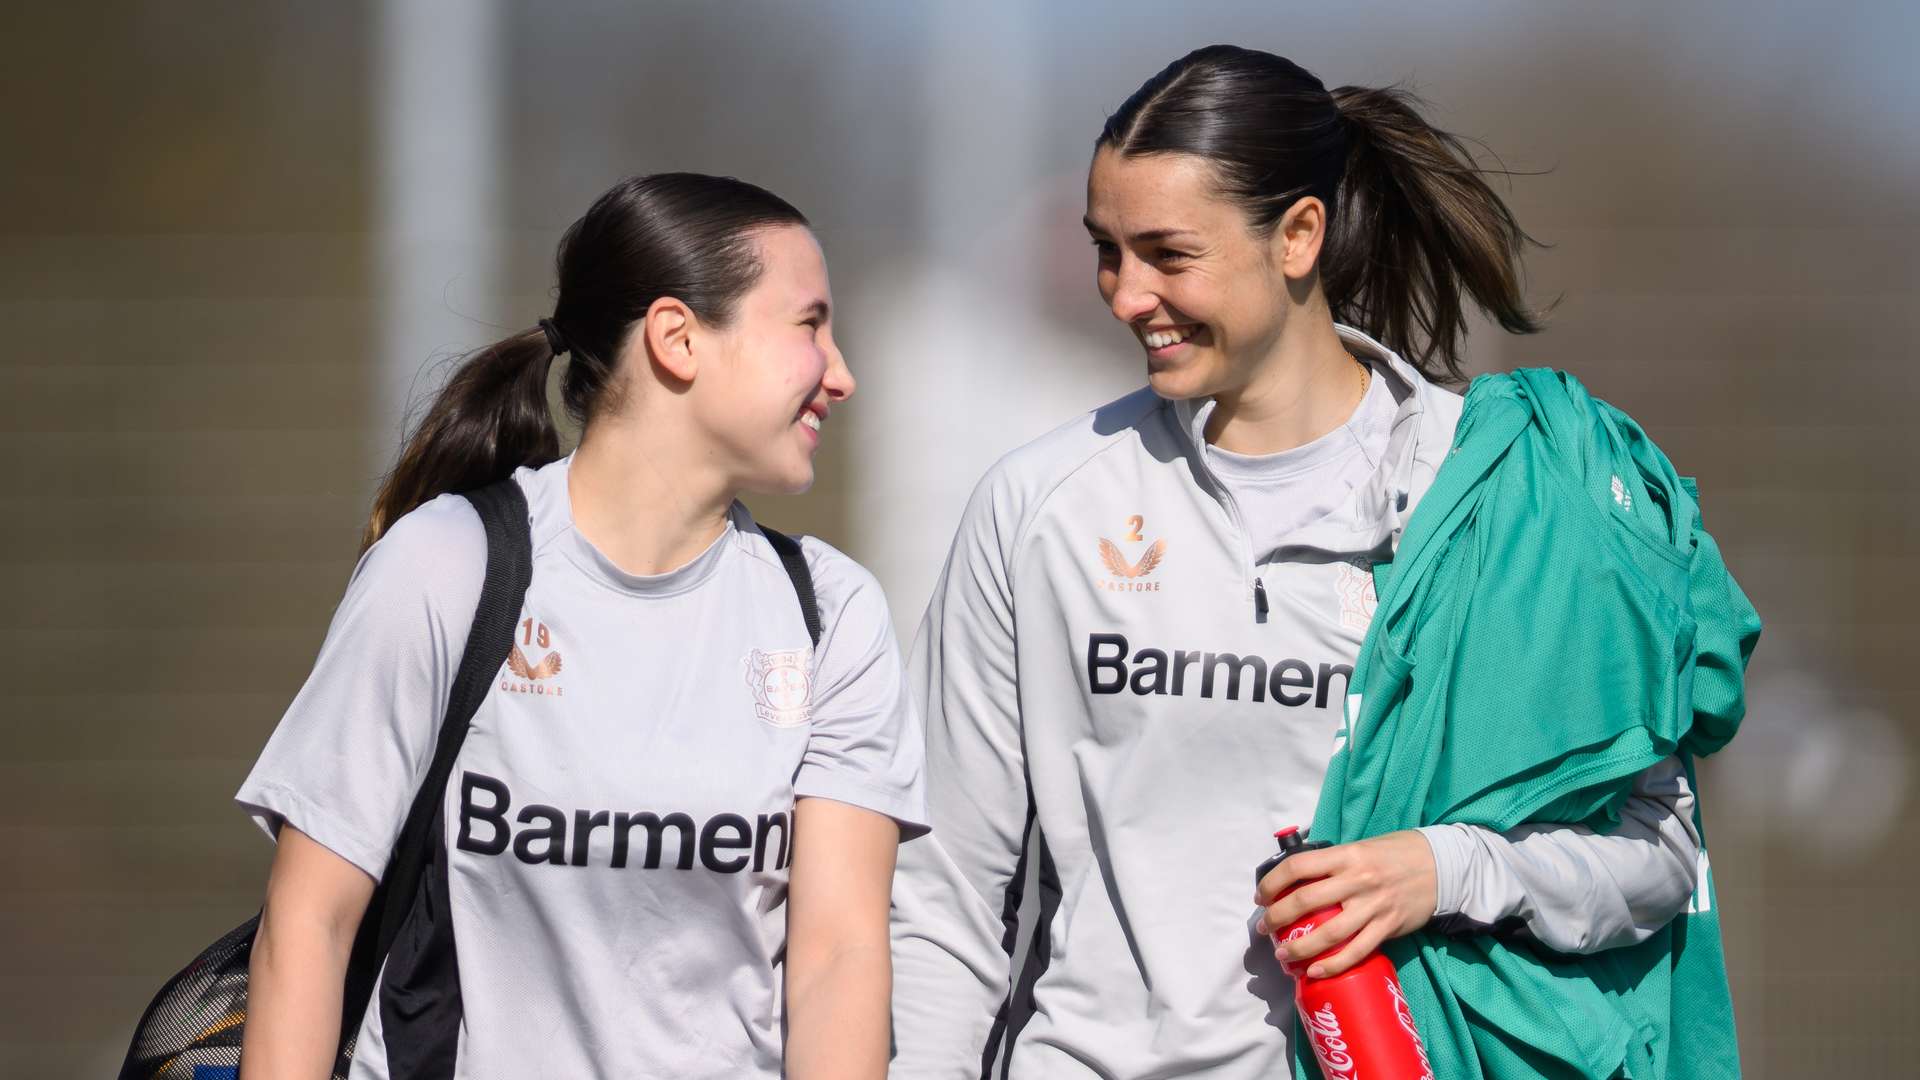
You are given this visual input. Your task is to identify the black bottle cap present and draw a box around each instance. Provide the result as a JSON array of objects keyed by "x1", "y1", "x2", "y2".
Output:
[{"x1": 1254, "y1": 825, "x2": 1331, "y2": 885}]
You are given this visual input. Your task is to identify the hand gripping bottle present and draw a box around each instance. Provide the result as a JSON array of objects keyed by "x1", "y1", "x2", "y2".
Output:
[{"x1": 1255, "y1": 826, "x2": 1435, "y2": 1080}]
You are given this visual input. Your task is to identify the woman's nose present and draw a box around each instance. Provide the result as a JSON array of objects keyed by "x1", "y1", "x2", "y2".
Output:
[
  {"x1": 1108, "y1": 262, "x2": 1158, "y2": 323},
  {"x1": 823, "y1": 345, "x2": 855, "y2": 401}
]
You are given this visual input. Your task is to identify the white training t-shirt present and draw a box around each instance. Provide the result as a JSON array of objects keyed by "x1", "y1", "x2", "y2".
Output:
[
  {"x1": 1204, "y1": 362, "x2": 1399, "y2": 554},
  {"x1": 236, "y1": 456, "x2": 926, "y2": 1079}
]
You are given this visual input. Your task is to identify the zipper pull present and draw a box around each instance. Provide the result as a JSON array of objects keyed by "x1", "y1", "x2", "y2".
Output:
[{"x1": 1253, "y1": 577, "x2": 1269, "y2": 623}]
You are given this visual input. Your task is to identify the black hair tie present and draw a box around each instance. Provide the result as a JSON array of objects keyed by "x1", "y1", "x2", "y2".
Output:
[{"x1": 538, "y1": 317, "x2": 570, "y2": 357}]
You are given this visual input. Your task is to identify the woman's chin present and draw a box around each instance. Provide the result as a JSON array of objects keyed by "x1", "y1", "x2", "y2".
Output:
[
  {"x1": 1145, "y1": 367, "x2": 1214, "y2": 402},
  {"x1": 744, "y1": 461, "x2": 816, "y2": 499}
]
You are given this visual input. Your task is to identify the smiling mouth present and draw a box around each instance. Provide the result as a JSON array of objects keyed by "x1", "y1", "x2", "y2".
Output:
[{"x1": 1139, "y1": 324, "x2": 1200, "y2": 349}]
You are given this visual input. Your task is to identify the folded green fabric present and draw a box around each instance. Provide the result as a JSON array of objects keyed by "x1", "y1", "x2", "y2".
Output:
[{"x1": 1299, "y1": 369, "x2": 1760, "y2": 1079}]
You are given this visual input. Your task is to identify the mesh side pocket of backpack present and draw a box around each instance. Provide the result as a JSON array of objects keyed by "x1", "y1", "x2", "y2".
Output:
[{"x1": 117, "y1": 914, "x2": 258, "y2": 1080}]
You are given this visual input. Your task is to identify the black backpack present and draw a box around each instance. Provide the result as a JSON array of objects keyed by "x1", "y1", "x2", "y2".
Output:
[{"x1": 117, "y1": 480, "x2": 822, "y2": 1080}]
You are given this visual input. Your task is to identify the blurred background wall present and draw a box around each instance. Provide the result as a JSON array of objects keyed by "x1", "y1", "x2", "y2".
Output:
[{"x1": 3, "y1": 1, "x2": 1914, "y2": 1074}]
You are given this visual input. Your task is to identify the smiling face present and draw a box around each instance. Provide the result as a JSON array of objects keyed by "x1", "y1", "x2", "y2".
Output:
[
  {"x1": 1085, "y1": 147, "x2": 1314, "y2": 401},
  {"x1": 692, "y1": 224, "x2": 853, "y2": 495}
]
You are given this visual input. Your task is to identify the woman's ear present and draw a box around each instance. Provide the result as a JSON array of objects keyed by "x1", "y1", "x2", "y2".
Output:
[
  {"x1": 1272, "y1": 195, "x2": 1327, "y2": 281},
  {"x1": 640, "y1": 296, "x2": 699, "y2": 384}
]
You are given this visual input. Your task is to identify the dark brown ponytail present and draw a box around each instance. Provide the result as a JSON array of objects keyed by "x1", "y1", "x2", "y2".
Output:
[
  {"x1": 1322, "y1": 85, "x2": 1543, "y2": 380},
  {"x1": 1099, "y1": 45, "x2": 1542, "y2": 382},
  {"x1": 361, "y1": 172, "x2": 809, "y2": 551},
  {"x1": 361, "y1": 330, "x2": 561, "y2": 551}
]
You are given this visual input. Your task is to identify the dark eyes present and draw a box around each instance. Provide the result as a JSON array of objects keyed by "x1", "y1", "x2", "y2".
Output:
[{"x1": 1089, "y1": 240, "x2": 1192, "y2": 265}]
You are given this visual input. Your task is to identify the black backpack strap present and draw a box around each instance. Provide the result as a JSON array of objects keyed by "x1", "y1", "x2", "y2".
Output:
[
  {"x1": 337, "y1": 477, "x2": 533, "y2": 1046},
  {"x1": 759, "y1": 525, "x2": 822, "y2": 648}
]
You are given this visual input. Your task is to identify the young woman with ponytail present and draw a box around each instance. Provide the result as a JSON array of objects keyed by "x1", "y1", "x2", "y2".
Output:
[
  {"x1": 890, "y1": 46, "x2": 1711, "y2": 1077},
  {"x1": 235, "y1": 173, "x2": 923, "y2": 1079}
]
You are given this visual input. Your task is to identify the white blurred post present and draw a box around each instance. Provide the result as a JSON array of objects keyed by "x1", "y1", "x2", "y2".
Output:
[
  {"x1": 851, "y1": 0, "x2": 1102, "y2": 637},
  {"x1": 371, "y1": 0, "x2": 506, "y2": 476}
]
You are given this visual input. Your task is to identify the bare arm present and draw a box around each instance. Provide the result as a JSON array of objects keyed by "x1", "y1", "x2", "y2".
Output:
[
  {"x1": 240, "y1": 824, "x2": 376, "y2": 1080},
  {"x1": 784, "y1": 796, "x2": 900, "y2": 1080}
]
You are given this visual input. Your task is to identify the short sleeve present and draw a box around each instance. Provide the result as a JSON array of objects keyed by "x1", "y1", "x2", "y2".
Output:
[
  {"x1": 790, "y1": 538, "x2": 927, "y2": 834},
  {"x1": 234, "y1": 494, "x2": 486, "y2": 879}
]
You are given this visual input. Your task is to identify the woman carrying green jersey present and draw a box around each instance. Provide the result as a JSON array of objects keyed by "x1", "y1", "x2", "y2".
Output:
[{"x1": 891, "y1": 46, "x2": 1751, "y2": 1079}]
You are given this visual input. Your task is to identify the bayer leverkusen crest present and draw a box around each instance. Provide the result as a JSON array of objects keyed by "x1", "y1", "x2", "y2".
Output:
[
  {"x1": 743, "y1": 647, "x2": 814, "y2": 728},
  {"x1": 1334, "y1": 558, "x2": 1378, "y2": 632}
]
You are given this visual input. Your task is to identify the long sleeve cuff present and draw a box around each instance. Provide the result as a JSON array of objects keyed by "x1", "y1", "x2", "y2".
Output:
[{"x1": 1418, "y1": 822, "x2": 1487, "y2": 920}]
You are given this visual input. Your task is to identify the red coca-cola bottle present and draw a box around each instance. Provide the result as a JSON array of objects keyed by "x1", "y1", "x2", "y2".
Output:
[{"x1": 1255, "y1": 826, "x2": 1435, "y2": 1080}]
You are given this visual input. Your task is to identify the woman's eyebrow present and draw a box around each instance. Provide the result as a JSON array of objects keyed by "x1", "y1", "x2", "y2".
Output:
[{"x1": 1082, "y1": 216, "x2": 1198, "y2": 243}]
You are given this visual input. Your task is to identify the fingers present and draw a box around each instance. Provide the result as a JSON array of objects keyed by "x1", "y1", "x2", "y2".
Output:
[
  {"x1": 1276, "y1": 903, "x2": 1368, "y2": 966},
  {"x1": 1250, "y1": 835, "x2": 1427, "y2": 979},
  {"x1": 1254, "y1": 847, "x2": 1340, "y2": 905},
  {"x1": 1257, "y1": 874, "x2": 1359, "y2": 937},
  {"x1": 1306, "y1": 918, "x2": 1392, "y2": 979}
]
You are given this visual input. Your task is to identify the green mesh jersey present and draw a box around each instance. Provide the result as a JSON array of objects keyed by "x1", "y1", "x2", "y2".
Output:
[{"x1": 1305, "y1": 368, "x2": 1761, "y2": 1080}]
